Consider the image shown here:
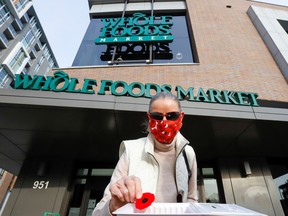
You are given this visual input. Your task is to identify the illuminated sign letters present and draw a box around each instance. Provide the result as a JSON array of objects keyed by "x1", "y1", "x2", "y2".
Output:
[
  {"x1": 13, "y1": 70, "x2": 259, "y2": 106},
  {"x1": 95, "y1": 13, "x2": 174, "y2": 44}
]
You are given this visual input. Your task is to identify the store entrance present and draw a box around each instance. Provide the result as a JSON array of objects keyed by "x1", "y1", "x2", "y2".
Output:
[
  {"x1": 67, "y1": 168, "x2": 113, "y2": 216},
  {"x1": 66, "y1": 165, "x2": 225, "y2": 215}
]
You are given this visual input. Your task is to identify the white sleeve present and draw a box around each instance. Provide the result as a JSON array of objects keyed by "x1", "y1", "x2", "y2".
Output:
[{"x1": 92, "y1": 151, "x2": 129, "y2": 216}]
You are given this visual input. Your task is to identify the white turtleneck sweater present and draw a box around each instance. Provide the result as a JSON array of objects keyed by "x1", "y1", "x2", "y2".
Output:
[
  {"x1": 153, "y1": 139, "x2": 178, "y2": 202},
  {"x1": 92, "y1": 133, "x2": 198, "y2": 216}
]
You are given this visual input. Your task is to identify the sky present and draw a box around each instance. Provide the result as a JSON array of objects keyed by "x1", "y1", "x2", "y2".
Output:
[
  {"x1": 33, "y1": 0, "x2": 90, "y2": 68},
  {"x1": 32, "y1": 0, "x2": 288, "y2": 68}
]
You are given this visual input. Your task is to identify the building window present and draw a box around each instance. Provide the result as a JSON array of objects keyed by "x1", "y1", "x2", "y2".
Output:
[
  {"x1": 34, "y1": 61, "x2": 40, "y2": 74},
  {"x1": 0, "y1": 168, "x2": 4, "y2": 185},
  {"x1": 67, "y1": 168, "x2": 113, "y2": 215},
  {"x1": 0, "y1": 1, "x2": 10, "y2": 27},
  {"x1": 0, "y1": 66, "x2": 9, "y2": 87},
  {"x1": 278, "y1": 20, "x2": 288, "y2": 34},
  {"x1": 73, "y1": 0, "x2": 196, "y2": 66},
  {"x1": 13, "y1": 0, "x2": 30, "y2": 12},
  {"x1": 22, "y1": 66, "x2": 28, "y2": 74},
  {"x1": 0, "y1": 32, "x2": 9, "y2": 49},
  {"x1": 7, "y1": 24, "x2": 17, "y2": 38},
  {"x1": 43, "y1": 47, "x2": 55, "y2": 68},
  {"x1": 197, "y1": 166, "x2": 224, "y2": 203},
  {"x1": 3, "y1": 25, "x2": 17, "y2": 41},
  {"x1": 12, "y1": 18, "x2": 23, "y2": 31},
  {"x1": 0, "y1": 168, "x2": 4, "y2": 175},
  {"x1": 0, "y1": 168, "x2": 4, "y2": 183},
  {"x1": 29, "y1": 16, "x2": 42, "y2": 39},
  {"x1": 45, "y1": 66, "x2": 50, "y2": 75},
  {"x1": 22, "y1": 29, "x2": 35, "y2": 48},
  {"x1": 248, "y1": 6, "x2": 288, "y2": 81},
  {"x1": 9, "y1": 48, "x2": 27, "y2": 73}
]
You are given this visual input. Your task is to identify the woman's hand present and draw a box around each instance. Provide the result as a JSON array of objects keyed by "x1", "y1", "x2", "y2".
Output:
[{"x1": 109, "y1": 176, "x2": 142, "y2": 213}]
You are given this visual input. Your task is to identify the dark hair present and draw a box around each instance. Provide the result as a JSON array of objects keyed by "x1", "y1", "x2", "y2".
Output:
[{"x1": 148, "y1": 92, "x2": 182, "y2": 112}]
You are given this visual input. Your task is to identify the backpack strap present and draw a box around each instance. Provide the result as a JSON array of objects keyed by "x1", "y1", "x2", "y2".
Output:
[{"x1": 182, "y1": 147, "x2": 192, "y2": 181}]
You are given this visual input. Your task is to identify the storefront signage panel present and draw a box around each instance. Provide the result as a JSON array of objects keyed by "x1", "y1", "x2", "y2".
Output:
[
  {"x1": 13, "y1": 70, "x2": 259, "y2": 106},
  {"x1": 95, "y1": 13, "x2": 174, "y2": 44}
]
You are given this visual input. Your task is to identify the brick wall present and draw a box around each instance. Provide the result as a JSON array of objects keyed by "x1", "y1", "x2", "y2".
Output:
[{"x1": 52, "y1": 0, "x2": 288, "y2": 102}]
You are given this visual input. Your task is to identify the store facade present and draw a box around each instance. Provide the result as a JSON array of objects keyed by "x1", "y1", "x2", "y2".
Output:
[{"x1": 1, "y1": 0, "x2": 288, "y2": 215}]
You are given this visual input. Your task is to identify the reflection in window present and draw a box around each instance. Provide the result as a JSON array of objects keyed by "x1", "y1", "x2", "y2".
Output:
[
  {"x1": 270, "y1": 162, "x2": 288, "y2": 215},
  {"x1": 68, "y1": 178, "x2": 86, "y2": 216},
  {"x1": 197, "y1": 166, "x2": 221, "y2": 203},
  {"x1": 204, "y1": 178, "x2": 219, "y2": 203}
]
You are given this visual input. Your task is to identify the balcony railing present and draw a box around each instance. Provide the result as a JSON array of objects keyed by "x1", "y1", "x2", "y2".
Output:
[
  {"x1": 14, "y1": 0, "x2": 30, "y2": 12},
  {"x1": 5, "y1": 25, "x2": 17, "y2": 39},
  {"x1": 13, "y1": 18, "x2": 24, "y2": 30},
  {"x1": 0, "y1": 33, "x2": 9, "y2": 48},
  {"x1": 0, "y1": 4, "x2": 10, "y2": 27}
]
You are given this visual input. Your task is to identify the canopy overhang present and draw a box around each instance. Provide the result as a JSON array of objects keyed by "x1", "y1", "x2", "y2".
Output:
[{"x1": 0, "y1": 89, "x2": 287, "y2": 174}]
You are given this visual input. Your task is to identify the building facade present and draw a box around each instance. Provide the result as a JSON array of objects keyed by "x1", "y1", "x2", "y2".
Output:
[
  {"x1": 0, "y1": 0, "x2": 58, "y2": 213},
  {"x1": 0, "y1": 0, "x2": 288, "y2": 216},
  {"x1": 0, "y1": 168, "x2": 16, "y2": 215},
  {"x1": 0, "y1": 0, "x2": 58, "y2": 88}
]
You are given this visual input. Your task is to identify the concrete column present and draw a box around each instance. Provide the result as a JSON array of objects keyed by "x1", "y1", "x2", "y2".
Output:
[{"x1": 2, "y1": 157, "x2": 73, "y2": 216}]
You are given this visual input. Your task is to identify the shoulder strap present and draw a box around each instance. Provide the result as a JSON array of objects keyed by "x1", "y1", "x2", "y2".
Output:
[{"x1": 182, "y1": 148, "x2": 192, "y2": 181}]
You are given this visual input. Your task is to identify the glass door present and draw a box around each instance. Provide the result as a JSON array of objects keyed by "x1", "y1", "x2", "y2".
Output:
[
  {"x1": 197, "y1": 166, "x2": 224, "y2": 203},
  {"x1": 67, "y1": 168, "x2": 113, "y2": 216}
]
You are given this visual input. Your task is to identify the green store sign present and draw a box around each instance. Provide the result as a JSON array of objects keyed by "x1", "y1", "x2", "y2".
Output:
[
  {"x1": 95, "y1": 13, "x2": 174, "y2": 45},
  {"x1": 13, "y1": 70, "x2": 259, "y2": 106}
]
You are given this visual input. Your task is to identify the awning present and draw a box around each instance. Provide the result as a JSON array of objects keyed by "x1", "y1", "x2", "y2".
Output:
[{"x1": 0, "y1": 89, "x2": 287, "y2": 174}]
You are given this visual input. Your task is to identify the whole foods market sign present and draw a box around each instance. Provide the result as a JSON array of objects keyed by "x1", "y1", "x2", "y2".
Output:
[
  {"x1": 95, "y1": 13, "x2": 174, "y2": 44},
  {"x1": 13, "y1": 71, "x2": 259, "y2": 106}
]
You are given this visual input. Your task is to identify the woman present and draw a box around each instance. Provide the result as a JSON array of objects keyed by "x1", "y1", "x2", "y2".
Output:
[{"x1": 93, "y1": 92, "x2": 198, "y2": 216}]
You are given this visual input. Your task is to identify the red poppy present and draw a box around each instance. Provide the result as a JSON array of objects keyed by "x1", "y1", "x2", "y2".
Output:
[{"x1": 135, "y1": 192, "x2": 155, "y2": 210}]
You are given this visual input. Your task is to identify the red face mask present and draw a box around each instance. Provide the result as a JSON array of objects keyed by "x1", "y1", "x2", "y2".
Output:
[{"x1": 148, "y1": 116, "x2": 183, "y2": 144}]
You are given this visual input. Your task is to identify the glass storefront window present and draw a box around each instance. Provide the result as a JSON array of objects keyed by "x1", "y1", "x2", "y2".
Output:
[
  {"x1": 91, "y1": 169, "x2": 114, "y2": 176},
  {"x1": 67, "y1": 168, "x2": 113, "y2": 216},
  {"x1": 203, "y1": 178, "x2": 219, "y2": 203},
  {"x1": 202, "y1": 168, "x2": 214, "y2": 176},
  {"x1": 77, "y1": 168, "x2": 89, "y2": 176},
  {"x1": 68, "y1": 178, "x2": 86, "y2": 216},
  {"x1": 73, "y1": 1, "x2": 196, "y2": 66},
  {"x1": 73, "y1": 15, "x2": 194, "y2": 66}
]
